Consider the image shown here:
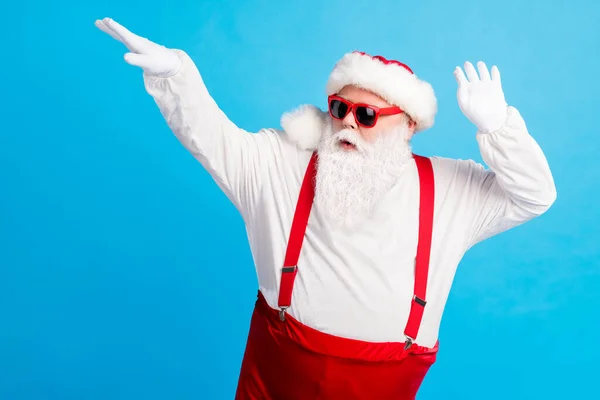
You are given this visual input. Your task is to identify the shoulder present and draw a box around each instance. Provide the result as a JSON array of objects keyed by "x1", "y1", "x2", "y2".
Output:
[
  {"x1": 424, "y1": 155, "x2": 495, "y2": 198},
  {"x1": 249, "y1": 125, "x2": 315, "y2": 180},
  {"x1": 429, "y1": 155, "x2": 488, "y2": 181}
]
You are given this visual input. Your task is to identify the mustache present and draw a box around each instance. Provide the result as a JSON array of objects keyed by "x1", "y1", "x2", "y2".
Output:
[{"x1": 332, "y1": 129, "x2": 367, "y2": 152}]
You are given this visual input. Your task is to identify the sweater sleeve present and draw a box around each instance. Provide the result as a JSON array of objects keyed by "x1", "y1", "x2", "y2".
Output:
[
  {"x1": 464, "y1": 106, "x2": 557, "y2": 248},
  {"x1": 141, "y1": 49, "x2": 276, "y2": 221}
]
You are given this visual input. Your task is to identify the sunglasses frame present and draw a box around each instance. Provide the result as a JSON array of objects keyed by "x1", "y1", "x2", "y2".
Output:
[{"x1": 327, "y1": 95, "x2": 404, "y2": 128}]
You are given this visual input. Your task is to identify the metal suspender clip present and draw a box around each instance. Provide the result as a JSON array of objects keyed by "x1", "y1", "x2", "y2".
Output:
[
  {"x1": 404, "y1": 335, "x2": 414, "y2": 350},
  {"x1": 405, "y1": 296, "x2": 426, "y2": 349},
  {"x1": 279, "y1": 306, "x2": 288, "y2": 322},
  {"x1": 279, "y1": 265, "x2": 297, "y2": 322},
  {"x1": 279, "y1": 265, "x2": 296, "y2": 321}
]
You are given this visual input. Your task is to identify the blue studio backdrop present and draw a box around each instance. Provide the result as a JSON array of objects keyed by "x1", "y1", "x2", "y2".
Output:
[{"x1": 1, "y1": 0, "x2": 599, "y2": 399}]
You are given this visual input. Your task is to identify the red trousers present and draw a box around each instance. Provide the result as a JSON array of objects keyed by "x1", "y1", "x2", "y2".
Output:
[{"x1": 235, "y1": 292, "x2": 438, "y2": 400}]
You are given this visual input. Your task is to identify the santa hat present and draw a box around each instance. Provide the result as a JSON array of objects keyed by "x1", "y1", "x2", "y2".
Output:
[{"x1": 281, "y1": 51, "x2": 437, "y2": 150}]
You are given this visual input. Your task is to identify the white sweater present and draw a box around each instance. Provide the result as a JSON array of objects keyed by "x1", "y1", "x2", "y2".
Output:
[{"x1": 142, "y1": 50, "x2": 557, "y2": 348}]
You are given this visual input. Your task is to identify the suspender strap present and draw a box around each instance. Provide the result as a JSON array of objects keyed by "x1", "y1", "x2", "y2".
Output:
[
  {"x1": 403, "y1": 154, "x2": 435, "y2": 347},
  {"x1": 277, "y1": 152, "x2": 318, "y2": 317}
]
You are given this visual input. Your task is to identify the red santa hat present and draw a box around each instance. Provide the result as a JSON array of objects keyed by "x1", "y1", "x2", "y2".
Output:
[{"x1": 281, "y1": 51, "x2": 438, "y2": 150}]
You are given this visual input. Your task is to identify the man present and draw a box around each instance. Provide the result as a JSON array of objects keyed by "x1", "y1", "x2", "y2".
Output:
[{"x1": 96, "y1": 17, "x2": 556, "y2": 400}]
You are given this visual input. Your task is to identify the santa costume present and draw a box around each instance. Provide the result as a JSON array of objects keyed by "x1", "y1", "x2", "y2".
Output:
[{"x1": 96, "y1": 17, "x2": 557, "y2": 400}]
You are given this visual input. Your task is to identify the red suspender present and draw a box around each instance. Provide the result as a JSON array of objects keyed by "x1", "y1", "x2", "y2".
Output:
[
  {"x1": 277, "y1": 151, "x2": 318, "y2": 320},
  {"x1": 403, "y1": 154, "x2": 435, "y2": 349},
  {"x1": 277, "y1": 152, "x2": 435, "y2": 349}
]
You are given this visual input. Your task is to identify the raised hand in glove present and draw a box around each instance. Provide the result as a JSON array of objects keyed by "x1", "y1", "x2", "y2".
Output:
[
  {"x1": 454, "y1": 61, "x2": 509, "y2": 134},
  {"x1": 95, "y1": 17, "x2": 181, "y2": 78}
]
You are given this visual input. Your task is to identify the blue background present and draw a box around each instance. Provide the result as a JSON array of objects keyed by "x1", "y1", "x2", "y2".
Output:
[{"x1": 1, "y1": 0, "x2": 598, "y2": 398}]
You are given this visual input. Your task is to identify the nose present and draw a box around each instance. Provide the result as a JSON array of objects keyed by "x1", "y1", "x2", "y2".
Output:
[{"x1": 342, "y1": 109, "x2": 357, "y2": 130}]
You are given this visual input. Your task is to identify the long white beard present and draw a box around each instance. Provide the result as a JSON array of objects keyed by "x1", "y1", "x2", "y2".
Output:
[{"x1": 314, "y1": 122, "x2": 414, "y2": 230}]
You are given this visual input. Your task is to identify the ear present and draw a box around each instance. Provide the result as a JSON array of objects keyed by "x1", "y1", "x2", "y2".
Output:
[
  {"x1": 408, "y1": 119, "x2": 417, "y2": 130},
  {"x1": 280, "y1": 105, "x2": 329, "y2": 151},
  {"x1": 404, "y1": 118, "x2": 417, "y2": 141}
]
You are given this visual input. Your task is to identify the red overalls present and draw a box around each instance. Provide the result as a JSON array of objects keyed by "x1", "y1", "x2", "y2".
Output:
[{"x1": 235, "y1": 152, "x2": 438, "y2": 400}]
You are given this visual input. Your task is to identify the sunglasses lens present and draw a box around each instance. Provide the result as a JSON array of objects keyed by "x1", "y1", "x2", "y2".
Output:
[
  {"x1": 355, "y1": 106, "x2": 377, "y2": 127},
  {"x1": 329, "y1": 99, "x2": 349, "y2": 119}
]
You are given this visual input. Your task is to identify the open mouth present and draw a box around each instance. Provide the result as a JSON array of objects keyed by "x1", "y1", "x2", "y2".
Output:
[{"x1": 338, "y1": 139, "x2": 357, "y2": 150}]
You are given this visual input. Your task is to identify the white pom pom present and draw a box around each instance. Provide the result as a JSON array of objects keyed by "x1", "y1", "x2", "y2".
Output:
[{"x1": 280, "y1": 105, "x2": 328, "y2": 150}]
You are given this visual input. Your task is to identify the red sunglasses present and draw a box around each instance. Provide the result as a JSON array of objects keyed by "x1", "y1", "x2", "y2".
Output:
[{"x1": 327, "y1": 95, "x2": 404, "y2": 128}]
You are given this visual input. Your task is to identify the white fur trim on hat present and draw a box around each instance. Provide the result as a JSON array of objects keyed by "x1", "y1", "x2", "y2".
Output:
[
  {"x1": 280, "y1": 104, "x2": 329, "y2": 150},
  {"x1": 326, "y1": 51, "x2": 437, "y2": 131}
]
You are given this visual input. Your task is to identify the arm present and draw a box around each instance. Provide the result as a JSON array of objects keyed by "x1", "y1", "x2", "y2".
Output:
[
  {"x1": 142, "y1": 50, "x2": 272, "y2": 216},
  {"x1": 465, "y1": 106, "x2": 556, "y2": 246},
  {"x1": 96, "y1": 18, "x2": 274, "y2": 219},
  {"x1": 453, "y1": 62, "x2": 557, "y2": 247}
]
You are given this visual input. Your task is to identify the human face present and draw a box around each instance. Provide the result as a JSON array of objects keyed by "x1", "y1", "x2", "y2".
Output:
[
  {"x1": 329, "y1": 85, "x2": 416, "y2": 150},
  {"x1": 315, "y1": 103, "x2": 416, "y2": 229}
]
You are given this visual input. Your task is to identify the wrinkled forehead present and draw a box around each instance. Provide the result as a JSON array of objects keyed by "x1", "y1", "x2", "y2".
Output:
[{"x1": 336, "y1": 85, "x2": 394, "y2": 108}]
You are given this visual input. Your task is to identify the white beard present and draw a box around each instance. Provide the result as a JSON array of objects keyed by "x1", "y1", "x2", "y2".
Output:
[{"x1": 314, "y1": 121, "x2": 414, "y2": 230}]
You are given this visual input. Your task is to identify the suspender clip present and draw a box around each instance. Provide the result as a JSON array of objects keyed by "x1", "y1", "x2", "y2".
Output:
[
  {"x1": 279, "y1": 266, "x2": 296, "y2": 321},
  {"x1": 404, "y1": 335, "x2": 414, "y2": 350},
  {"x1": 279, "y1": 307, "x2": 288, "y2": 321}
]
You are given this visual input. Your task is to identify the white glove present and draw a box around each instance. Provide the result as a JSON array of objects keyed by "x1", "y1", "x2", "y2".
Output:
[
  {"x1": 454, "y1": 61, "x2": 508, "y2": 134},
  {"x1": 95, "y1": 17, "x2": 182, "y2": 78}
]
